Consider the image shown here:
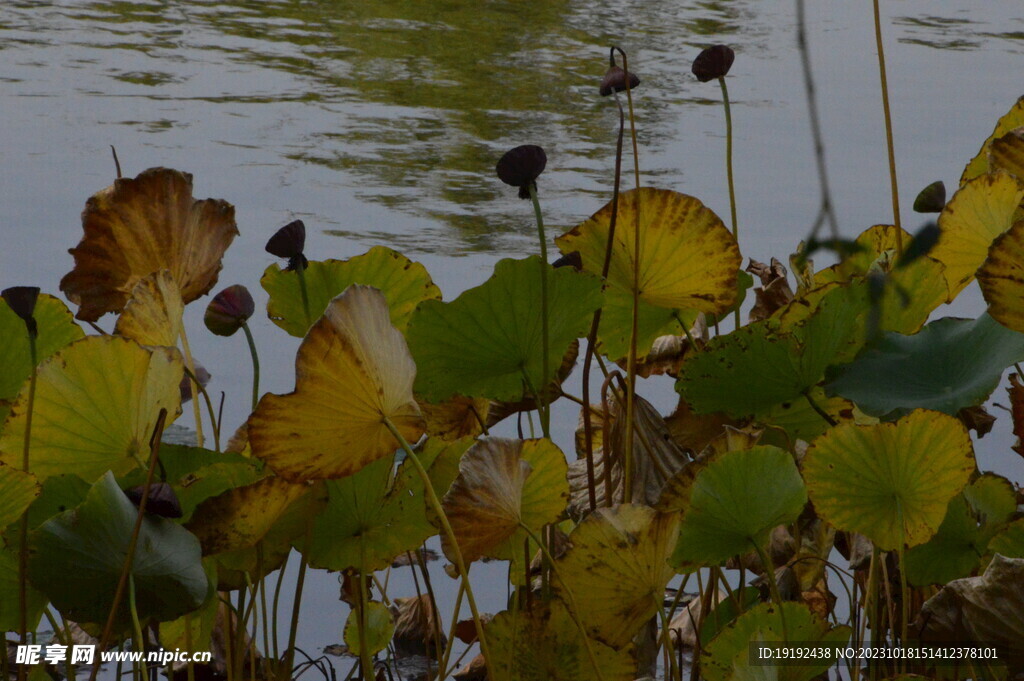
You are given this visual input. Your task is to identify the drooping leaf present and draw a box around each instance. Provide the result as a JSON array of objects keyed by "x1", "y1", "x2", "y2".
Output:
[
  {"x1": 802, "y1": 410, "x2": 975, "y2": 550},
  {"x1": 555, "y1": 187, "x2": 740, "y2": 360},
  {"x1": 113, "y1": 270, "x2": 184, "y2": 347},
  {"x1": 248, "y1": 285, "x2": 424, "y2": 481},
  {"x1": 553, "y1": 504, "x2": 678, "y2": 649},
  {"x1": 702, "y1": 601, "x2": 852, "y2": 681},
  {"x1": 344, "y1": 601, "x2": 395, "y2": 658},
  {"x1": 828, "y1": 313, "x2": 1024, "y2": 418},
  {"x1": 486, "y1": 601, "x2": 635, "y2": 681},
  {"x1": 28, "y1": 471, "x2": 207, "y2": 629},
  {"x1": 441, "y1": 438, "x2": 568, "y2": 563},
  {"x1": 931, "y1": 172, "x2": 1024, "y2": 301},
  {"x1": 979, "y1": 219, "x2": 1024, "y2": 334},
  {"x1": 0, "y1": 336, "x2": 183, "y2": 482},
  {"x1": 0, "y1": 294, "x2": 84, "y2": 422},
  {"x1": 60, "y1": 167, "x2": 238, "y2": 321},
  {"x1": 659, "y1": 446, "x2": 807, "y2": 570},
  {"x1": 261, "y1": 246, "x2": 441, "y2": 336},
  {"x1": 408, "y1": 256, "x2": 602, "y2": 403},
  {"x1": 961, "y1": 96, "x2": 1024, "y2": 183}
]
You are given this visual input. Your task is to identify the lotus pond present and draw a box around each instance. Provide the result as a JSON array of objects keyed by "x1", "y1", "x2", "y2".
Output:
[{"x1": 2, "y1": 2, "x2": 1024, "y2": 681}]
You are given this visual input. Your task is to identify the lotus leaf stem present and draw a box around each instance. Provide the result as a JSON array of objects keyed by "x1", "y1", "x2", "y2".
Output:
[
  {"x1": 42, "y1": 609, "x2": 74, "y2": 681},
  {"x1": 518, "y1": 524, "x2": 606, "y2": 681},
  {"x1": 413, "y1": 547, "x2": 447, "y2": 675},
  {"x1": 752, "y1": 542, "x2": 789, "y2": 641},
  {"x1": 356, "y1": 568, "x2": 373, "y2": 680},
  {"x1": 283, "y1": 531, "x2": 312, "y2": 679},
  {"x1": 128, "y1": 574, "x2": 145, "y2": 660},
  {"x1": 872, "y1": 0, "x2": 903, "y2": 254},
  {"x1": 295, "y1": 264, "x2": 313, "y2": 329},
  {"x1": 717, "y1": 75, "x2": 742, "y2": 330},
  {"x1": 438, "y1": 580, "x2": 467, "y2": 679},
  {"x1": 527, "y1": 183, "x2": 552, "y2": 438},
  {"x1": 271, "y1": 557, "x2": 289, "y2": 661},
  {"x1": 654, "y1": 597, "x2": 681, "y2": 681},
  {"x1": 803, "y1": 388, "x2": 838, "y2": 427},
  {"x1": 383, "y1": 417, "x2": 496, "y2": 681},
  {"x1": 853, "y1": 546, "x2": 880, "y2": 680}
]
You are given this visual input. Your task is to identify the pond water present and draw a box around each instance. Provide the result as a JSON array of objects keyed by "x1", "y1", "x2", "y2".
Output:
[{"x1": 2, "y1": 0, "x2": 1023, "y2": 675}]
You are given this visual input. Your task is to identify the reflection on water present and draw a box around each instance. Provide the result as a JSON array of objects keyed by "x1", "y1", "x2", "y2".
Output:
[{"x1": 2, "y1": 1, "x2": 1021, "y2": 251}]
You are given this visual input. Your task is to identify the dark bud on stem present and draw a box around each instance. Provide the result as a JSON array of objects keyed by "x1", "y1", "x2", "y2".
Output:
[
  {"x1": 692, "y1": 45, "x2": 735, "y2": 82},
  {"x1": 124, "y1": 482, "x2": 183, "y2": 519},
  {"x1": 496, "y1": 145, "x2": 547, "y2": 200},
  {"x1": 179, "y1": 363, "x2": 211, "y2": 404},
  {"x1": 552, "y1": 251, "x2": 583, "y2": 270},
  {"x1": 266, "y1": 220, "x2": 308, "y2": 270},
  {"x1": 205, "y1": 284, "x2": 255, "y2": 337},
  {"x1": 912, "y1": 181, "x2": 946, "y2": 213},
  {"x1": 2, "y1": 286, "x2": 40, "y2": 338},
  {"x1": 599, "y1": 66, "x2": 640, "y2": 97}
]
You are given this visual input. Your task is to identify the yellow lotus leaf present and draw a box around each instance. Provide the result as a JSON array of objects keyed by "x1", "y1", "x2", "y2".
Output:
[
  {"x1": 60, "y1": 167, "x2": 238, "y2": 321},
  {"x1": 931, "y1": 172, "x2": 1024, "y2": 301},
  {"x1": 441, "y1": 437, "x2": 568, "y2": 563},
  {"x1": 555, "y1": 187, "x2": 739, "y2": 358},
  {"x1": 486, "y1": 601, "x2": 635, "y2": 681},
  {"x1": 418, "y1": 394, "x2": 489, "y2": 441},
  {"x1": 979, "y1": 219, "x2": 1024, "y2": 333},
  {"x1": 961, "y1": 96, "x2": 1024, "y2": 183},
  {"x1": 248, "y1": 285, "x2": 424, "y2": 481},
  {"x1": 114, "y1": 270, "x2": 184, "y2": 347},
  {"x1": 0, "y1": 462, "x2": 39, "y2": 529},
  {"x1": 812, "y1": 224, "x2": 906, "y2": 286},
  {"x1": 185, "y1": 476, "x2": 310, "y2": 555},
  {"x1": 0, "y1": 336, "x2": 183, "y2": 482},
  {"x1": 989, "y1": 129, "x2": 1024, "y2": 182},
  {"x1": 802, "y1": 410, "x2": 975, "y2": 550},
  {"x1": 553, "y1": 503, "x2": 678, "y2": 649}
]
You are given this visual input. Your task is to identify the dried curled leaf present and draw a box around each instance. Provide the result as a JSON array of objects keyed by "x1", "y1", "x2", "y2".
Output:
[{"x1": 61, "y1": 168, "x2": 238, "y2": 321}]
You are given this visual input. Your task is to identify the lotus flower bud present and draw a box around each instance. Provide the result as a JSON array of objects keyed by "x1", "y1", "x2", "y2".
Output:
[
  {"x1": 266, "y1": 220, "x2": 308, "y2": 271},
  {"x1": 692, "y1": 45, "x2": 735, "y2": 82},
  {"x1": 496, "y1": 145, "x2": 547, "y2": 200},
  {"x1": 124, "y1": 482, "x2": 183, "y2": 519},
  {"x1": 912, "y1": 181, "x2": 946, "y2": 213},
  {"x1": 205, "y1": 284, "x2": 255, "y2": 337},
  {"x1": 599, "y1": 66, "x2": 640, "y2": 96},
  {"x1": 2, "y1": 286, "x2": 40, "y2": 338}
]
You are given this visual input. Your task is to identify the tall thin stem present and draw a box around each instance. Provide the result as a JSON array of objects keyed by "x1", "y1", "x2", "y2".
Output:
[
  {"x1": 383, "y1": 418, "x2": 496, "y2": 681},
  {"x1": 872, "y1": 0, "x2": 903, "y2": 253},
  {"x1": 718, "y1": 76, "x2": 741, "y2": 329},
  {"x1": 241, "y1": 322, "x2": 261, "y2": 412},
  {"x1": 527, "y1": 183, "x2": 551, "y2": 438}
]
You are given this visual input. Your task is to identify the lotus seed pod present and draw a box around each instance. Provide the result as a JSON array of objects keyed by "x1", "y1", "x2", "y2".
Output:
[
  {"x1": 496, "y1": 145, "x2": 547, "y2": 200},
  {"x1": 204, "y1": 284, "x2": 255, "y2": 337},
  {"x1": 599, "y1": 65, "x2": 640, "y2": 96},
  {"x1": 692, "y1": 45, "x2": 735, "y2": 82},
  {"x1": 913, "y1": 181, "x2": 946, "y2": 213}
]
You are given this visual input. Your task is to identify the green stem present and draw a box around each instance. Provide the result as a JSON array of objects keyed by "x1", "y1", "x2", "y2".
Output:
[
  {"x1": 803, "y1": 389, "x2": 838, "y2": 427},
  {"x1": 753, "y1": 542, "x2": 789, "y2": 641},
  {"x1": 718, "y1": 76, "x2": 741, "y2": 330},
  {"x1": 872, "y1": 0, "x2": 903, "y2": 253},
  {"x1": 655, "y1": 600, "x2": 681, "y2": 681},
  {"x1": 241, "y1": 322, "x2": 261, "y2": 412},
  {"x1": 18, "y1": 333, "x2": 38, "y2": 678},
  {"x1": 43, "y1": 609, "x2": 74, "y2": 681},
  {"x1": 129, "y1": 574, "x2": 145, "y2": 680},
  {"x1": 357, "y1": 569, "x2": 373, "y2": 681},
  {"x1": 519, "y1": 524, "x2": 606, "y2": 681},
  {"x1": 383, "y1": 418, "x2": 496, "y2": 681},
  {"x1": 295, "y1": 265, "x2": 312, "y2": 329},
  {"x1": 271, "y1": 557, "x2": 289, "y2": 662},
  {"x1": 283, "y1": 535, "x2": 311, "y2": 678},
  {"x1": 527, "y1": 183, "x2": 551, "y2": 439}
]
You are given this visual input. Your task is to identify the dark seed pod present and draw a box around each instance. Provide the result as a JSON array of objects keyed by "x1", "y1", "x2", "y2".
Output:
[
  {"x1": 496, "y1": 145, "x2": 547, "y2": 200},
  {"x1": 599, "y1": 66, "x2": 641, "y2": 96},
  {"x1": 2, "y1": 286, "x2": 40, "y2": 338},
  {"x1": 179, "y1": 363, "x2": 211, "y2": 404},
  {"x1": 912, "y1": 181, "x2": 946, "y2": 213},
  {"x1": 205, "y1": 284, "x2": 255, "y2": 337},
  {"x1": 552, "y1": 251, "x2": 583, "y2": 270},
  {"x1": 124, "y1": 482, "x2": 183, "y2": 519},
  {"x1": 265, "y1": 220, "x2": 306, "y2": 260},
  {"x1": 692, "y1": 45, "x2": 735, "y2": 82}
]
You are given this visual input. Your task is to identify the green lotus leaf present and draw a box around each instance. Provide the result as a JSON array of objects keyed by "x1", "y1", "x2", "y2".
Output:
[
  {"x1": 553, "y1": 504, "x2": 678, "y2": 649},
  {"x1": 961, "y1": 96, "x2": 1024, "y2": 183},
  {"x1": 408, "y1": 256, "x2": 603, "y2": 402},
  {"x1": 903, "y1": 473, "x2": 1015, "y2": 587},
  {"x1": 159, "y1": 559, "x2": 218, "y2": 652},
  {"x1": 248, "y1": 285, "x2": 425, "y2": 481},
  {"x1": 0, "y1": 294, "x2": 84, "y2": 422},
  {"x1": 261, "y1": 246, "x2": 441, "y2": 336},
  {"x1": 979, "y1": 219, "x2": 1024, "y2": 334},
  {"x1": 185, "y1": 475, "x2": 309, "y2": 555},
  {"x1": 441, "y1": 437, "x2": 568, "y2": 563},
  {"x1": 756, "y1": 386, "x2": 860, "y2": 443},
  {"x1": 802, "y1": 410, "x2": 975, "y2": 550},
  {"x1": 828, "y1": 313, "x2": 1024, "y2": 418},
  {"x1": 554, "y1": 187, "x2": 740, "y2": 360},
  {"x1": 703, "y1": 601, "x2": 852, "y2": 681},
  {"x1": 486, "y1": 601, "x2": 635, "y2": 681},
  {"x1": 699, "y1": 586, "x2": 761, "y2": 648},
  {"x1": 304, "y1": 444, "x2": 452, "y2": 573},
  {"x1": 0, "y1": 545, "x2": 47, "y2": 631},
  {"x1": 990, "y1": 519, "x2": 1024, "y2": 558},
  {"x1": 28, "y1": 471, "x2": 207, "y2": 629},
  {"x1": 931, "y1": 172, "x2": 1024, "y2": 301},
  {"x1": 343, "y1": 600, "x2": 394, "y2": 658},
  {"x1": 0, "y1": 462, "x2": 39, "y2": 530},
  {"x1": 0, "y1": 335, "x2": 183, "y2": 483},
  {"x1": 661, "y1": 446, "x2": 807, "y2": 570},
  {"x1": 813, "y1": 224, "x2": 906, "y2": 286}
]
